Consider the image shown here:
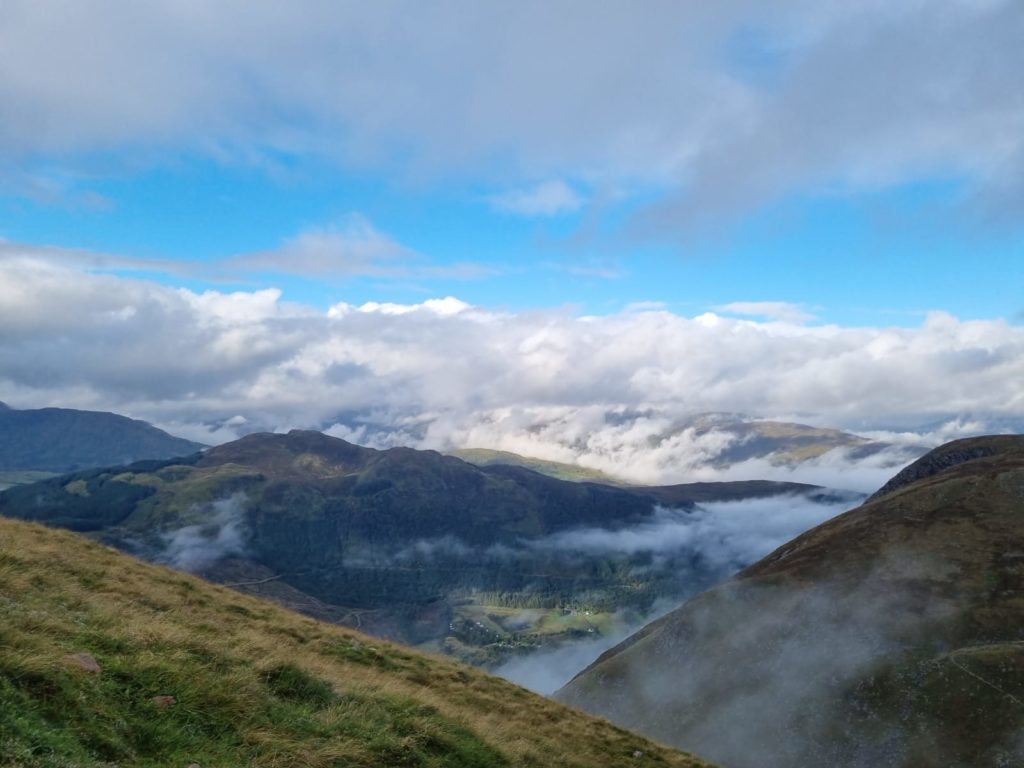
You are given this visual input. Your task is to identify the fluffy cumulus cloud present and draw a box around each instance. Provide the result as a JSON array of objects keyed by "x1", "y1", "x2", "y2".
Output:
[
  {"x1": 2, "y1": 253, "x2": 1023, "y2": 487},
  {"x1": 0, "y1": 1, "x2": 1021, "y2": 225}
]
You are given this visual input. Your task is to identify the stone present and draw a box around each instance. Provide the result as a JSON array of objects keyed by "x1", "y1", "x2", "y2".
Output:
[{"x1": 63, "y1": 652, "x2": 101, "y2": 674}]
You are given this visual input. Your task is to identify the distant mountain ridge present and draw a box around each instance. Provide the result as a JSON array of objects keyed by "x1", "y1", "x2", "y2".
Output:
[
  {"x1": 0, "y1": 404, "x2": 205, "y2": 472},
  {"x1": 669, "y1": 412, "x2": 921, "y2": 466},
  {"x1": 558, "y1": 435, "x2": 1024, "y2": 767}
]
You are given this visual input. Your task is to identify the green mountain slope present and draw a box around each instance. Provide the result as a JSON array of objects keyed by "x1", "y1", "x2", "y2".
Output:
[
  {"x1": 449, "y1": 448, "x2": 624, "y2": 483},
  {"x1": 0, "y1": 430, "x2": 838, "y2": 668},
  {"x1": 558, "y1": 435, "x2": 1024, "y2": 768},
  {"x1": 0, "y1": 515, "x2": 714, "y2": 768},
  {"x1": 0, "y1": 404, "x2": 205, "y2": 472}
]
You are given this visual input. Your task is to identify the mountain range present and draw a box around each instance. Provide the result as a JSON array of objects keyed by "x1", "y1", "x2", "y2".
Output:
[
  {"x1": 0, "y1": 429, "x2": 853, "y2": 672},
  {"x1": 3, "y1": 402, "x2": 1022, "y2": 765}
]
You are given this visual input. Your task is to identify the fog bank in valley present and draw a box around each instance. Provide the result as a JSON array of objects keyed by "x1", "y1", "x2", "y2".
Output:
[{"x1": 494, "y1": 492, "x2": 857, "y2": 693}]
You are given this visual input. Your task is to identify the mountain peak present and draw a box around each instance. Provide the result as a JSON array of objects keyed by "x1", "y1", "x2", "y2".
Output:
[
  {"x1": 201, "y1": 429, "x2": 373, "y2": 473},
  {"x1": 0, "y1": 401, "x2": 9, "y2": 410}
]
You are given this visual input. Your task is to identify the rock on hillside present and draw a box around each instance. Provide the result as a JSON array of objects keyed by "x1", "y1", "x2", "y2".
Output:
[{"x1": 558, "y1": 435, "x2": 1024, "y2": 768}]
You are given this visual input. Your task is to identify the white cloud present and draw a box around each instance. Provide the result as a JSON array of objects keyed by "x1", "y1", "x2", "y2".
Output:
[
  {"x1": 716, "y1": 301, "x2": 814, "y2": 324},
  {"x1": 229, "y1": 215, "x2": 418, "y2": 278},
  {"x1": 490, "y1": 180, "x2": 584, "y2": 217},
  {"x1": 228, "y1": 217, "x2": 499, "y2": 282},
  {"x1": 158, "y1": 494, "x2": 250, "y2": 572},
  {"x1": 494, "y1": 601, "x2": 678, "y2": 695},
  {"x1": 0, "y1": 220, "x2": 495, "y2": 287},
  {"x1": 0, "y1": 2, "x2": 1020, "y2": 225},
  {"x1": 329, "y1": 296, "x2": 473, "y2": 317},
  {"x1": 546, "y1": 260, "x2": 625, "y2": 280},
  {"x1": 533, "y1": 495, "x2": 855, "y2": 569},
  {"x1": 2, "y1": 254, "x2": 1022, "y2": 486}
]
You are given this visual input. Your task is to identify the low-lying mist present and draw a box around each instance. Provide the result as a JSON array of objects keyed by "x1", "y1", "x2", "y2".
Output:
[
  {"x1": 490, "y1": 493, "x2": 858, "y2": 693},
  {"x1": 157, "y1": 493, "x2": 250, "y2": 572},
  {"x1": 493, "y1": 598, "x2": 679, "y2": 695},
  {"x1": 532, "y1": 493, "x2": 861, "y2": 572},
  {"x1": 559, "y1": 549, "x2": 1005, "y2": 768},
  {"x1": 143, "y1": 489, "x2": 860, "y2": 695}
]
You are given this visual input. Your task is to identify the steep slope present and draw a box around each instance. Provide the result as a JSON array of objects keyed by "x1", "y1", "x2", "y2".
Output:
[
  {"x1": 0, "y1": 430, "x2": 846, "y2": 669},
  {"x1": 0, "y1": 404, "x2": 205, "y2": 472},
  {"x1": 0, "y1": 515, "x2": 714, "y2": 768},
  {"x1": 558, "y1": 436, "x2": 1024, "y2": 768}
]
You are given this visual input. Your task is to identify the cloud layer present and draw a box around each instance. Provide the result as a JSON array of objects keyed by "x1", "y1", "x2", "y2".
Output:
[
  {"x1": 1, "y1": 1, "x2": 1021, "y2": 226},
  {"x1": 534, "y1": 496, "x2": 858, "y2": 572},
  {"x1": 1, "y1": 253, "x2": 1021, "y2": 485}
]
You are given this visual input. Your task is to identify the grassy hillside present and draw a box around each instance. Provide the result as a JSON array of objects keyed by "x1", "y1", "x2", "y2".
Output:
[
  {"x1": 0, "y1": 515, "x2": 713, "y2": 768},
  {"x1": 0, "y1": 404, "x2": 205, "y2": 472},
  {"x1": 559, "y1": 436, "x2": 1024, "y2": 768}
]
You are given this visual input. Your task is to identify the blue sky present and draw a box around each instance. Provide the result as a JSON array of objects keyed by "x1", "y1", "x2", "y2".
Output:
[
  {"x1": 2, "y1": 152, "x2": 1019, "y2": 326},
  {"x1": 1, "y1": 2, "x2": 1020, "y2": 327},
  {"x1": 2, "y1": 1, "x2": 1023, "y2": 466}
]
